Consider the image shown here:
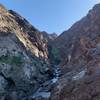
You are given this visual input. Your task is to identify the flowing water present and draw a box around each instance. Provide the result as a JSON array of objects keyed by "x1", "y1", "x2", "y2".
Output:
[{"x1": 32, "y1": 66, "x2": 61, "y2": 99}]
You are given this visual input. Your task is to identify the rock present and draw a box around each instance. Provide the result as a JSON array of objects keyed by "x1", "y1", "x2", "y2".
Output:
[
  {"x1": 50, "y1": 3, "x2": 100, "y2": 100},
  {"x1": 0, "y1": 75, "x2": 8, "y2": 93},
  {"x1": 23, "y1": 64, "x2": 37, "y2": 80},
  {"x1": 10, "y1": 91, "x2": 18, "y2": 100},
  {"x1": 0, "y1": 2, "x2": 100, "y2": 100},
  {"x1": 0, "y1": 48, "x2": 7, "y2": 57},
  {"x1": 72, "y1": 70, "x2": 86, "y2": 81},
  {"x1": 42, "y1": 31, "x2": 58, "y2": 42},
  {"x1": 0, "y1": 63, "x2": 12, "y2": 78},
  {"x1": 0, "y1": 4, "x2": 52, "y2": 99},
  {"x1": 32, "y1": 92, "x2": 51, "y2": 99},
  {"x1": 9, "y1": 10, "x2": 48, "y2": 59},
  {"x1": 0, "y1": 4, "x2": 7, "y2": 14}
]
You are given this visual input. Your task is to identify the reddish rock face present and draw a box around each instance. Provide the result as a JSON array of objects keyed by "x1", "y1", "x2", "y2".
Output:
[
  {"x1": 50, "y1": 4, "x2": 100, "y2": 100},
  {"x1": 53, "y1": 3, "x2": 100, "y2": 65},
  {"x1": 51, "y1": 61, "x2": 100, "y2": 100},
  {"x1": 51, "y1": 3, "x2": 100, "y2": 73}
]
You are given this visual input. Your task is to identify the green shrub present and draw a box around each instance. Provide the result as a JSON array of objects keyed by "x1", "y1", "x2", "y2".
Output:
[
  {"x1": 51, "y1": 47, "x2": 59, "y2": 58},
  {"x1": 0, "y1": 55, "x2": 23, "y2": 66},
  {"x1": 11, "y1": 55, "x2": 23, "y2": 66},
  {"x1": 51, "y1": 47, "x2": 61, "y2": 64}
]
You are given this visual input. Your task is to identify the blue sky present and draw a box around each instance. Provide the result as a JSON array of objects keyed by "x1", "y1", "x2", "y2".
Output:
[{"x1": 0, "y1": 0, "x2": 100, "y2": 34}]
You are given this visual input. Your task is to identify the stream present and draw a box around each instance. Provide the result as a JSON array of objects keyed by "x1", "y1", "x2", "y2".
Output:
[{"x1": 32, "y1": 66, "x2": 61, "y2": 99}]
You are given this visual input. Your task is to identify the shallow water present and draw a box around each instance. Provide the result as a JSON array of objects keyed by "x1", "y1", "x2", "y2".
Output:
[
  {"x1": 32, "y1": 66, "x2": 61, "y2": 99},
  {"x1": 72, "y1": 70, "x2": 86, "y2": 80},
  {"x1": 32, "y1": 92, "x2": 51, "y2": 98}
]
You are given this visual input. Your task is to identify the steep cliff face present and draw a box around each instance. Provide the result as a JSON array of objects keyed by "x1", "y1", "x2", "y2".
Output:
[
  {"x1": 0, "y1": 7, "x2": 48, "y2": 59},
  {"x1": 0, "y1": 4, "x2": 52, "y2": 99},
  {"x1": 0, "y1": 3, "x2": 100, "y2": 100},
  {"x1": 9, "y1": 10, "x2": 48, "y2": 59},
  {"x1": 53, "y1": 3, "x2": 100, "y2": 71},
  {"x1": 42, "y1": 31, "x2": 57, "y2": 42},
  {"x1": 51, "y1": 4, "x2": 100, "y2": 100}
]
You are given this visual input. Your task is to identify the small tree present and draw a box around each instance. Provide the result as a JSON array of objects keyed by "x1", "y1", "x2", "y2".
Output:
[{"x1": 51, "y1": 47, "x2": 61, "y2": 64}]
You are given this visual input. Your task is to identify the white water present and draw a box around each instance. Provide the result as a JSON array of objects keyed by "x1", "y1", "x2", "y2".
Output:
[
  {"x1": 51, "y1": 66, "x2": 61, "y2": 83},
  {"x1": 52, "y1": 78, "x2": 58, "y2": 83},
  {"x1": 72, "y1": 70, "x2": 86, "y2": 81},
  {"x1": 32, "y1": 66, "x2": 61, "y2": 99},
  {"x1": 32, "y1": 92, "x2": 51, "y2": 98}
]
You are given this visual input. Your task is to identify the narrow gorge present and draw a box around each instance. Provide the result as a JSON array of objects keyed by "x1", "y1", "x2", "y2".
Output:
[{"x1": 0, "y1": 3, "x2": 99, "y2": 100}]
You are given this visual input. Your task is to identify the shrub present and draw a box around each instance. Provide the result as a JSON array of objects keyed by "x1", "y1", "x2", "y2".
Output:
[
  {"x1": 51, "y1": 48, "x2": 59, "y2": 58},
  {"x1": 0, "y1": 55, "x2": 23, "y2": 66},
  {"x1": 51, "y1": 47, "x2": 61, "y2": 64},
  {"x1": 11, "y1": 55, "x2": 23, "y2": 66}
]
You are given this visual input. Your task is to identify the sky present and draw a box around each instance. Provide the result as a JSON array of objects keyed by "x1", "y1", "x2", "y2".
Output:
[{"x1": 0, "y1": 0, "x2": 100, "y2": 34}]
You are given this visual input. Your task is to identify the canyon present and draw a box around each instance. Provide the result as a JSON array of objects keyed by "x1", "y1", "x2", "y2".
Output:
[{"x1": 0, "y1": 3, "x2": 99, "y2": 100}]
